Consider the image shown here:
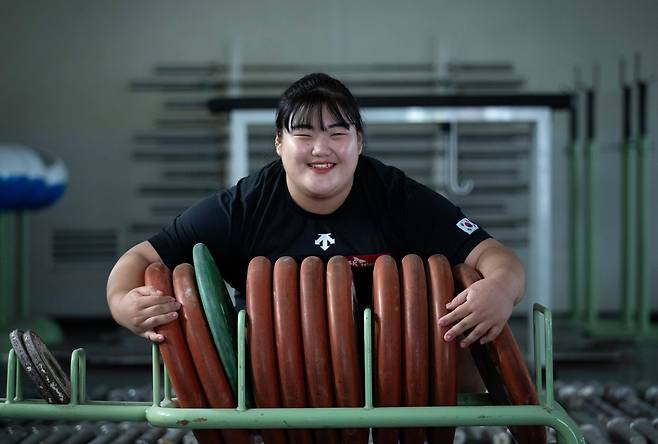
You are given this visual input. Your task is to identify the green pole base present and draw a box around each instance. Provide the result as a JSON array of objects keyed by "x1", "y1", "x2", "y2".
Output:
[
  {"x1": 584, "y1": 319, "x2": 658, "y2": 343},
  {"x1": 0, "y1": 317, "x2": 63, "y2": 351}
]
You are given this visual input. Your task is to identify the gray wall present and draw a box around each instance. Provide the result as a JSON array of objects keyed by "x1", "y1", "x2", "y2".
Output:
[{"x1": 1, "y1": 1, "x2": 656, "y2": 317}]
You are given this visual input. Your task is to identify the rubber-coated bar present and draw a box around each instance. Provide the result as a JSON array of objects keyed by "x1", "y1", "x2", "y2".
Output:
[{"x1": 364, "y1": 308, "x2": 373, "y2": 409}]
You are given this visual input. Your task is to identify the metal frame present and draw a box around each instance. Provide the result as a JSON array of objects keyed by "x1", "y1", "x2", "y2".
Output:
[
  {"x1": 1, "y1": 305, "x2": 584, "y2": 443},
  {"x1": 0, "y1": 212, "x2": 62, "y2": 351},
  {"x1": 229, "y1": 107, "x2": 553, "y2": 313}
]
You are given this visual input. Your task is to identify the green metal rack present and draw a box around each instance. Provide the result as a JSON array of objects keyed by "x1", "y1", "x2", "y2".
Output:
[
  {"x1": 1, "y1": 304, "x2": 584, "y2": 443},
  {"x1": 0, "y1": 211, "x2": 63, "y2": 351},
  {"x1": 568, "y1": 121, "x2": 586, "y2": 324},
  {"x1": 568, "y1": 58, "x2": 655, "y2": 341}
]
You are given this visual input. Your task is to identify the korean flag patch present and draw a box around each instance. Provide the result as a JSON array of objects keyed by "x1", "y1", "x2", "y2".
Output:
[{"x1": 456, "y1": 217, "x2": 479, "y2": 234}]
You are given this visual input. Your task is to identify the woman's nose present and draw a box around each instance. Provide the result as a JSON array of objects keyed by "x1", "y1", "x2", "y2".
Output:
[{"x1": 311, "y1": 135, "x2": 331, "y2": 156}]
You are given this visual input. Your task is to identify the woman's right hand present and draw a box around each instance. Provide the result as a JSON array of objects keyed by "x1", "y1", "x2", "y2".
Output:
[
  {"x1": 114, "y1": 285, "x2": 181, "y2": 343},
  {"x1": 107, "y1": 241, "x2": 178, "y2": 343}
]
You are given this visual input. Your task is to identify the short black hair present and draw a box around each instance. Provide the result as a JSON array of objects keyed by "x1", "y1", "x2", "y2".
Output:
[{"x1": 275, "y1": 73, "x2": 363, "y2": 136}]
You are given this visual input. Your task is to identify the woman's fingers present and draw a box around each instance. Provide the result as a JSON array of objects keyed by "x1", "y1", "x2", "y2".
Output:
[
  {"x1": 445, "y1": 288, "x2": 467, "y2": 310},
  {"x1": 138, "y1": 298, "x2": 180, "y2": 318},
  {"x1": 443, "y1": 311, "x2": 478, "y2": 342},
  {"x1": 126, "y1": 288, "x2": 181, "y2": 336},
  {"x1": 459, "y1": 323, "x2": 491, "y2": 348},
  {"x1": 140, "y1": 310, "x2": 179, "y2": 331},
  {"x1": 478, "y1": 324, "x2": 503, "y2": 345},
  {"x1": 142, "y1": 330, "x2": 165, "y2": 343}
]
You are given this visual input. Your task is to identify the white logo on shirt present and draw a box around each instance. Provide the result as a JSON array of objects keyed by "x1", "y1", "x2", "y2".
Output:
[
  {"x1": 456, "y1": 218, "x2": 479, "y2": 235},
  {"x1": 315, "y1": 233, "x2": 335, "y2": 251}
]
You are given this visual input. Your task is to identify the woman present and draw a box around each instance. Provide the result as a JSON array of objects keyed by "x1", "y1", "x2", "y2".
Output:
[{"x1": 106, "y1": 73, "x2": 524, "y2": 356}]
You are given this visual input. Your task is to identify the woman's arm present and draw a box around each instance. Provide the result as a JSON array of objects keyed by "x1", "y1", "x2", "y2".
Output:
[
  {"x1": 106, "y1": 241, "x2": 181, "y2": 343},
  {"x1": 438, "y1": 238, "x2": 525, "y2": 347}
]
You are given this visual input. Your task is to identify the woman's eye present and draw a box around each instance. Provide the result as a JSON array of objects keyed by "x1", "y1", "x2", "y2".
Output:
[
  {"x1": 294, "y1": 133, "x2": 311, "y2": 138},
  {"x1": 331, "y1": 133, "x2": 346, "y2": 137}
]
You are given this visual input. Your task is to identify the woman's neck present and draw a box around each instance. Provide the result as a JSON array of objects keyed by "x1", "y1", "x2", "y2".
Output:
[{"x1": 286, "y1": 176, "x2": 354, "y2": 215}]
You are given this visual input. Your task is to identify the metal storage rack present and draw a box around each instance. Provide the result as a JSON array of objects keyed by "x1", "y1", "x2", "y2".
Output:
[{"x1": 1, "y1": 304, "x2": 585, "y2": 443}]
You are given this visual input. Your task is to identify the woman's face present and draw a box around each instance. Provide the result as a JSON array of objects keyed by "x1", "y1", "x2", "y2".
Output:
[{"x1": 276, "y1": 105, "x2": 363, "y2": 215}]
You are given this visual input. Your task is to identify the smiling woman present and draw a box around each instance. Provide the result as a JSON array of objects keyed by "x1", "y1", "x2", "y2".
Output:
[
  {"x1": 274, "y1": 74, "x2": 364, "y2": 214},
  {"x1": 275, "y1": 103, "x2": 363, "y2": 215},
  {"x1": 107, "y1": 73, "x2": 525, "y2": 374}
]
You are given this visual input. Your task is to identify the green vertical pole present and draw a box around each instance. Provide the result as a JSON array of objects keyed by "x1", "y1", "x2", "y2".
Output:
[
  {"x1": 636, "y1": 79, "x2": 651, "y2": 333},
  {"x1": 18, "y1": 211, "x2": 30, "y2": 319},
  {"x1": 1, "y1": 212, "x2": 18, "y2": 326},
  {"x1": 364, "y1": 308, "x2": 373, "y2": 409},
  {"x1": 568, "y1": 96, "x2": 585, "y2": 322},
  {"x1": 621, "y1": 84, "x2": 637, "y2": 330},
  {"x1": 636, "y1": 135, "x2": 651, "y2": 332},
  {"x1": 584, "y1": 86, "x2": 599, "y2": 328},
  {"x1": 152, "y1": 344, "x2": 160, "y2": 406},
  {"x1": 584, "y1": 140, "x2": 599, "y2": 327},
  {"x1": 0, "y1": 212, "x2": 9, "y2": 327},
  {"x1": 237, "y1": 309, "x2": 247, "y2": 411}
]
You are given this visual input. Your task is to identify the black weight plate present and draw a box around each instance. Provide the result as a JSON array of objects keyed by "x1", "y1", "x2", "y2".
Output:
[
  {"x1": 8, "y1": 329, "x2": 57, "y2": 403},
  {"x1": 22, "y1": 330, "x2": 71, "y2": 404}
]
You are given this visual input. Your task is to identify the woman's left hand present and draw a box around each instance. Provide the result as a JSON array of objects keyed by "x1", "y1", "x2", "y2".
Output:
[{"x1": 437, "y1": 276, "x2": 515, "y2": 348}]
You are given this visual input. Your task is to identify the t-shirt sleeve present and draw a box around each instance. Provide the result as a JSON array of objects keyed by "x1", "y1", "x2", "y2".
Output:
[
  {"x1": 400, "y1": 178, "x2": 491, "y2": 265},
  {"x1": 148, "y1": 190, "x2": 239, "y2": 275}
]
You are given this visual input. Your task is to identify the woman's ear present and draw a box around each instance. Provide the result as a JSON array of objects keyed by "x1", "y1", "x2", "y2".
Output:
[
  {"x1": 274, "y1": 134, "x2": 282, "y2": 156},
  {"x1": 357, "y1": 133, "x2": 364, "y2": 154}
]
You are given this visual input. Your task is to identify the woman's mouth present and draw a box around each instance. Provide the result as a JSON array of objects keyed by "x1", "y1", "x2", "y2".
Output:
[{"x1": 308, "y1": 162, "x2": 335, "y2": 170}]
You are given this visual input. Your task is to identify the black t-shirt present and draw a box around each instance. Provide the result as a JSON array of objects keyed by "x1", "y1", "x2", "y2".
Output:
[{"x1": 149, "y1": 155, "x2": 490, "y2": 306}]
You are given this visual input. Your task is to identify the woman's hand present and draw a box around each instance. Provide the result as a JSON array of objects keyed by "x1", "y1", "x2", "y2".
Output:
[
  {"x1": 106, "y1": 241, "x2": 179, "y2": 343},
  {"x1": 437, "y1": 238, "x2": 525, "y2": 348},
  {"x1": 112, "y1": 285, "x2": 181, "y2": 343},
  {"x1": 438, "y1": 276, "x2": 514, "y2": 348}
]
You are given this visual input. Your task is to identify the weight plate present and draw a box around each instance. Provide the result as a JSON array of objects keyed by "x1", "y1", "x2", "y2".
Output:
[
  {"x1": 22, "y1": 330, "x2": 71, "y2": 404},
  {"x1": 8, "y1": 329, "x2": 58, "y2": 403},
  {"x1": 373, "y1": 255, "x2": 401, "y2": 444},
  {"x1": 192, "y1": 243, "x2": 239, "y2": 400},
  {"x1": 326, "y1": 256, "x2": 368, "y2": 444},
  {"x1": 452, "y1": 263, "x2": 546, "y2": 444},
  {"x1": 246, "y1": 256, "x2": 287, "y2": 444},
  {"x1": 426, "y1": 255, "x2": 457, "y2": 444},
  {"x1": 273, "y1": 257, "x2": 313, "y2": 444},
  {"x1": 400, "y1": 254, "x2": 429, "y2": 444},
  {"x1": 172, "y1": 263, "x2": 250, "y2": 444},
  {"x1": 300, "y1": 257, "x2": 340, "y2": 444},
  {"x1": 144, "y1": 262, "x2": 223, "y2": 444}
]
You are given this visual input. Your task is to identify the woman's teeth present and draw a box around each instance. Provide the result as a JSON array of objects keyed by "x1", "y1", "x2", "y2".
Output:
[{"x1": 310, "y1": 163, "x2": 334, "y2": 169}]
